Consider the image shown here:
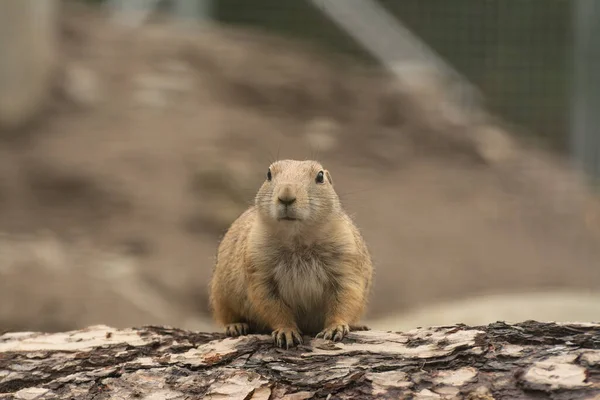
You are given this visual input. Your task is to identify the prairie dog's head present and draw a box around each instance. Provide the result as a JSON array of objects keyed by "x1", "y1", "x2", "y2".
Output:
[{"x1": 255, "y1": 160, "x2": 339, "y2": 228}]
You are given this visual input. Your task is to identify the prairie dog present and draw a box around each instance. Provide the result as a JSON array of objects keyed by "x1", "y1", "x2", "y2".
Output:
[{"x1": 209, "y1": 160, "x2": 373, "y2": 348}]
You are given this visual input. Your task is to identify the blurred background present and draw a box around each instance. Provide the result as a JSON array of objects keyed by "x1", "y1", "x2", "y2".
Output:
[{"x1": 0, "y1": 0, "x2": 599, "y2": 334}]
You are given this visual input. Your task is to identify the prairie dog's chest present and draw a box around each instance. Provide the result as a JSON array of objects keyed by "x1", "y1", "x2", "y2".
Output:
[{"x1": 272, "y1": 250, "x2": 333, "y2": 311}]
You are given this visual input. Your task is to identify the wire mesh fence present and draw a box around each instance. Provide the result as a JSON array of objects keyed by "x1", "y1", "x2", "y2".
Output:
[
  {"x1": 216, "y1": 1, "x2": 571, "y2": 149},
  {"x1": 94, "y1": 0, "x2": 599, "y2": 177}
]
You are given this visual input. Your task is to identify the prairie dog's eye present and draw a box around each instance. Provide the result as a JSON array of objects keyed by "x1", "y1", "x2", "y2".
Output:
[
  {"x1": 316, "y1": 170, "x2": 325, "y2": 184},
  {"x1": 267, "y1": 169, "x2": 272, "y2": 181}
]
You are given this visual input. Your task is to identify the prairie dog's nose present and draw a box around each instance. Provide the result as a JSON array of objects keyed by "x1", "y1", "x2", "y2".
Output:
[{"x1": 277, "y1": 185, "x2": 296, "y2": 206}]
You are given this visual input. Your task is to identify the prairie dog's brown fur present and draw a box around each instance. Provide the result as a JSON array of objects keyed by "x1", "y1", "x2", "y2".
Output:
[{"x1": 209, "y1": 160, "x2": 373, "y2": 348}]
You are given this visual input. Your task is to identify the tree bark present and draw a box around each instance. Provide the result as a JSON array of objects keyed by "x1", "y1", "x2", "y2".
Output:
[{"x1": 1, "y1": 321, "x2": 599, "y2": 399}]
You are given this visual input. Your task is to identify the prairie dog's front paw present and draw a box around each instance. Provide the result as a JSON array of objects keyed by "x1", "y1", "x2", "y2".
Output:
[
  {"x1": 225, "y1": 323, "x2": 249, "y2": 337},
  {"x1": 317, "y1": 323, "x2": 350, "y2": 342},
  {"x1": 272, "y1": 327, "x2": 303, "y2": 349}
]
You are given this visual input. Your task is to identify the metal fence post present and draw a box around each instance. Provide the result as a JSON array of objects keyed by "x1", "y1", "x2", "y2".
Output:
[
  {"x1": 571, "y1": 0, "x2": 600, "y2": 180},
  {"x1": 0, "y1": 0, "x2": 58, "y2": 132},
  {"x1": 307, "y1": 0, "x2": 483, "y2": 114}
]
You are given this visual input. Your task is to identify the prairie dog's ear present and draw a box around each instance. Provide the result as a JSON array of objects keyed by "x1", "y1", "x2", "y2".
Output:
[{"x1": 325, "y1": 170, "x2": 333, "y2": 185}]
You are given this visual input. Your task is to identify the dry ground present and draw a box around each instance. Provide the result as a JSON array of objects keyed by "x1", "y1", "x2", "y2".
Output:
[{"x1": 0, "y1": 2, "x2": 599, "y2": 333}]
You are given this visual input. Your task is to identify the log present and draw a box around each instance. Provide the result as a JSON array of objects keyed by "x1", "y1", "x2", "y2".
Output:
[{"x1": 1, "y1": 321, "x2": 599, "y2": 399}]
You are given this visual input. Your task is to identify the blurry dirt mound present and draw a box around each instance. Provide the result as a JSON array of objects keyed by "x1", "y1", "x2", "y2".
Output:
[{"x1": 0, "y1": 2, "x2": 599, "y2": 332}]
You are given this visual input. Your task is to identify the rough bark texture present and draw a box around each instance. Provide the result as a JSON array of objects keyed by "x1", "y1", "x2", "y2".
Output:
[{"x1": 1, "y1": 321, "x2": 599, "y2": 399}]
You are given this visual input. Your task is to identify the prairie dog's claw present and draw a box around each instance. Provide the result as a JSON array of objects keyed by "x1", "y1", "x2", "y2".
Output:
[
  {"x1": 225, "y1": 323, "x2": 249, "y2": 337},
  {"x1": 272, "y1": 327, "x2": 303, "y2": 349},
  {"x1": 317, "y1": 323, "x2": 350, "y2": 342}
]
